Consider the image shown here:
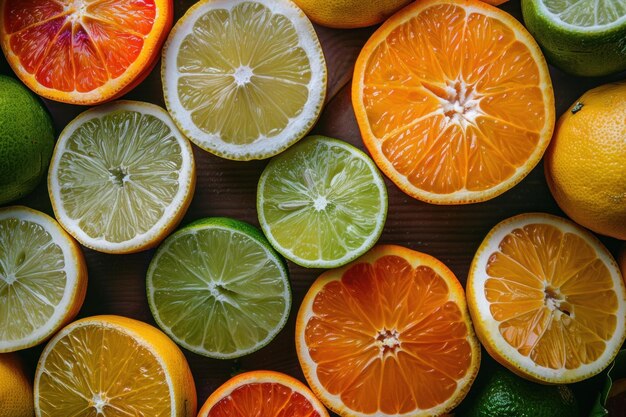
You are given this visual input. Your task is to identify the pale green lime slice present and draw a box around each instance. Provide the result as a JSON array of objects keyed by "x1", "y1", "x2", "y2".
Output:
[
  {"x1": 0, "y1": 206, "x2": 86, "y2": 352},
  {"x1": 48, "y1": 100, "x2": 195, "y2": 254},
  {"x1": 146, "y1": 217, "x2": 291, "y2": 359},
  {"x1": 257, "y1": 135, "x2": 387, "y2": 268},
  {"x1": 522, "y1": 0, "x2": 626, "y2": 76}
]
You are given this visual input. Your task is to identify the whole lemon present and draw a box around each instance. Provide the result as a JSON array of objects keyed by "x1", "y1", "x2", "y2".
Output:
[
  {"x1": 293, "y1": 0, "x2": 413, "y2": 28},
  {"x1": 0, "y1": 75, "x2": 55, "y2": 205},
  {"x1": 0, "y1": 353, "x2": 33, "y2": 417},
  {"x1": 545, "y1": 82, "x2": 626, "y2": 240}
]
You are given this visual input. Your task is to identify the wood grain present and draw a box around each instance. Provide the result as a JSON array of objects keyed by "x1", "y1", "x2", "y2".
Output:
[{"x1": 1, "y1": 1, "x2": 623, "y2": 415}]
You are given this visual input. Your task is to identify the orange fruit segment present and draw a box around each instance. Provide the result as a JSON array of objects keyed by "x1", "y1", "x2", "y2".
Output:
[
  {"x1": 467, "y1": 213, "x2": 626, "y2": 384},
  {"x1": 296, "y1": 245, "x2": 480, "y2": 417},
  {"x1": 352, "y1": 0, "x2": 554, "y2": 204},
  {"x1": 0, "y1": 0, "x2": 172, "y2": 105},
  {"x1": 35, "y1": 315, "x2": 197, "y2": 417},
  {"x1": 198, "y1": 370, "x2": 329, "y2": 417}
]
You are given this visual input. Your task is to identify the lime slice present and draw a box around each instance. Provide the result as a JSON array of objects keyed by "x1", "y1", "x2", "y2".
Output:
[
  {"x1": 48, "y1": 101, "x2": 196, "y2": 254},
  {"x1": 522, "y1": 0, "x2": 626, "y2": 76},
  {"x1": 257, "y1": 135, "x2": 388, "y2": 268},
  {"x1": 162, "y1": 0, "x2": 327, "y2": 160},
  {"x1": 146, "y1": 217, "x2": 291, "y2": 359},
  {"x1": 0, "y1": 206, "x2": 87, "y2": 352}
]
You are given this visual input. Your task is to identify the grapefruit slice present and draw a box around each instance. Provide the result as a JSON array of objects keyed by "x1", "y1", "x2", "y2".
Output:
[
  {"x1": 467, "y1": 213, "x2": 626, "y2": 383},
  {"x1": 296, "y1": 245, "x2": 480, "y2": 417},
  {"x1": 197, "y1": 371, "x2": 329, "y2": 417},
  {"x1": 352, "y1": 0, "x2": 554, "y2": 204},
  {"x1": 0, "y1": 0, "x2": 172, "y2": 105}
]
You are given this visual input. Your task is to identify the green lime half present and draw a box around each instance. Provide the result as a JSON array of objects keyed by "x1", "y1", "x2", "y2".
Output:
[
  {"x1": 522, "y1": 0, "x2": 626, "y2": 76},
  {"x1": 257, "y1": 135, "x2": 387, "y2": 268},
  {"x1": 146, "y1": 217, "x2": 291, "y2": 359}
]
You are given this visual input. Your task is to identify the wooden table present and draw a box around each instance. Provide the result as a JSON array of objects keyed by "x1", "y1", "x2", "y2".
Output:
[{"x1": 2, "y1": 1, "x2": 623, "y2": 415}]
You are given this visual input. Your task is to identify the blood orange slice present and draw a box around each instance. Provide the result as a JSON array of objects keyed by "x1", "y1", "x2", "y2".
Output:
[
  {"x1": 0, "y1": 0, "x2": 172, "y2": 105},
  {"x1": 352, "y1": 0, "x2": 554, "y2": 204},
  {"x1": 296, "y1": 245, "x2": 480, "y2": 417},
  {"x1": 197, "y1": 370, "x2": 329, "y2": 417}
]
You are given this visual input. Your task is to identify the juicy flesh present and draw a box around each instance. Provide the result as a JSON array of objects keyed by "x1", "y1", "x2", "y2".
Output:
[
  {"x1": 261, "y1": 140, "x2": 384, "y2": 263},
  {"x1": 362, "y1": 4, "x2": 546, "y2": 194},
  {"x1": 57, "y1": 110, "x2": 184, "y2": 243},
  {"x1": 305, "y1": 255, "x2": 472, "y2": 414},
  {"x1": 543, "y1": 0, "x2": 626, "y2": 27},
  {"x1": 485, "y1": 223, "x2": 618, "y2": 370},
  {"x1": 151, "y1": 227, "x2": 288, "y2": 355},
  {"x1": 38, "y1": 324, "x2": 171, "y2": 417},
  {"x1": 0, "y1": 218, "x2": 66, "y2": 342},
  {"x1": 207, "y1": 382, "x2": 322, "y2": 417},
  {"x1": 3, "y1": 0, "x2": 156, "y2": 92},
  {"x1": 176, "y1": 2, "x2": 312, "y2": 144}
]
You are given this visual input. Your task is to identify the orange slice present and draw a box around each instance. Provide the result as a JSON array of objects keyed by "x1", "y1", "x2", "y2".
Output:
[
  {"x1": 35, "y1": 315, "x2": 197, "y2": 417},
  {"x1": 352, "y1": 0, "x2": 554, "y2": 204},
  {"x1": 467, "y1": 213, "x2": 626, "y2": 384},
  {"x1": 0, "y1": 0, "x2": 172, "y2": 105},
  {"x1": 296, "y1": 245, "x2": 480, "y2": 417},
  {"x1": 198, "y1": 370, "x2": 329, "y2": 417}
]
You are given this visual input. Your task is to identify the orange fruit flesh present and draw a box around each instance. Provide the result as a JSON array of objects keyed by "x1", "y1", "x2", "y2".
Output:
[
  {"x1": 3, "y1": 0, "x2": 156, "y2": 93},
  {"x1": 304, "y1": 254, "x2": 473, "y2": 414},
  {"x1": 358, "y1": 1, "x2": 549, "y2": 198},
  {"x1": 485, "y1": 223, "x2": 618, "y2": 370},
  {"x1": 38, "y1": 323, "x2": 173, "y2": 416},
  {"x1": 207, "y1": 382, "x2": 323, "y2": 417}
]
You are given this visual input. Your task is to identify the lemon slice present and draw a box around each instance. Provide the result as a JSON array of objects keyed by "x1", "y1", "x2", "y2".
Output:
[
  {"x1": 162, "y1": 0, "x2": 327, "y2": 160},
  {"x1": 0, "y1": 206, "x2": 87, "y2": 353},
  {"x1": 146, "y1": 217, "x2": 291, "y2": 359},
  {"x1": 48, "y1": 101, "x2": 196, "y2": 254}
]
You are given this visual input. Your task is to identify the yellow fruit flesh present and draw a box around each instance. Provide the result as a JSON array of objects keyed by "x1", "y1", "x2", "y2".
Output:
[
  {"x1": 485, "y1": 223, "x2": 617, "y2": 370},
  {"x1": 176, "y1": 2, "x2": 312, "y2": 144},
  {"x1": 37, "y1": 324, "x2": 172, "y2": 417}
]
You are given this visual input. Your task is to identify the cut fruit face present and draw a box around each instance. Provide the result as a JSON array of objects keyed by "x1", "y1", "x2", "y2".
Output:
[
  {"x1": 538, "y1": 0, "x2": 626, "y2": 30},
  {"x1": 0, "y1": 206, "x2": 86, "y2": 353},
  {"x1": 296, "y1": 245, "x2": 481, "y2": 417},
  {"x1": 34, "y1": 315, "x2": 197, "y2": 417},
  {"x1": 467, "y1": 213, "x2": 626, "y2": 384},
  {"x1": 197, "y1": 370, "x2": 329, "y2": 417},
  {"x1": 146, "y1": 217, "x2": 291, "y2": 359},
  {"x1": 48, "y1": 100, "x2": 195, "y2": 254},
  {"x1": 257, "y1": 136, "x2": 388, "y2": 269},
  {"x1": 0, "y1": 0, "x2": 172, "y2": 105},
  {"x1": 352, "y1": 0, "x2": 554, "y2": 204},
  {"x1": 162, "y1": 0, "x2": 326, "y2": 160}
]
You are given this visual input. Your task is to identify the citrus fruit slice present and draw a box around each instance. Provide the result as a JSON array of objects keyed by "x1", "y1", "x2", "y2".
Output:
[
  {"x1": 467, "y1": 213, "x2": 626, "y2": 384},
  {"x1": 296, "y1": 245, "x2": 481, "y2": 417},
  {"x1": 257, "y1": 136, "x2": 387, "y2": 269},
  {"x1": 198, "y1": 370, "x2": 329, "y2": 417},
  {"x1": 48, "y1": 100, "x2": 195, "y2": 254},
  {"x1": 34, "y1": 315, "x2": 197, "y2": 417},
  {"x1": 1, "y1": 353, "x2": 34, "y2": 417},
  {"x1": 352, "y1": 0, "x2": 554, "y2": 204},
  {"x1": 292, "y1": 0, "x2": 413, "y2": 28},
  {"x1": 0, "y1": 206, "x2": 87, "y2": 353},
  {"x1": 162, "y1": 0, "x2": 326, "y2": 161},
  {"x1": 521, "y1": 0, "x2": 626, "y2": 77},
  {"x1": 0, "y1": 0, "x2": 172, "y2": 105},
  {"x1": 146, "y1": 217, "x2": 291, "y2": 359}
]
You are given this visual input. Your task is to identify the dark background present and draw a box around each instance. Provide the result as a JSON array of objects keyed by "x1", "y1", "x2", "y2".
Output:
[{"x1": 2, "y1": 0, "x2": 624, "y2": 415}]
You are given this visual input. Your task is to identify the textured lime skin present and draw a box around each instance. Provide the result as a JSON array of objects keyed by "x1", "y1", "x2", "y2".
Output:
[
  {"x1": 521, "y1": 0, "x2": 626, "y2": 77},
  {"x1": 458, "y1": 364, "x2": 580, "y2": 417},
  {"x1": 0, "y1": 76, "x2": 54, "y2": 204}
]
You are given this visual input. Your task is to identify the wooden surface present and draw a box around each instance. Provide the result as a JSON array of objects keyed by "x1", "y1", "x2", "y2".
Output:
[{"x1": 2, "y1": 1, "x2": 624, "y2": 415}]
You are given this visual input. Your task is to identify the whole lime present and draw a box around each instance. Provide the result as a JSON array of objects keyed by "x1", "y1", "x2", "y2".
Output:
[
  {"x1": 521, "y1": 0, "x2": 626, "y2": 77},
  {"x1": 0, "y1": 75, "x2": 55, "y2": 204},
  {"x1": 457, "y1": 363, "x2": 579, "y2": 417}
]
